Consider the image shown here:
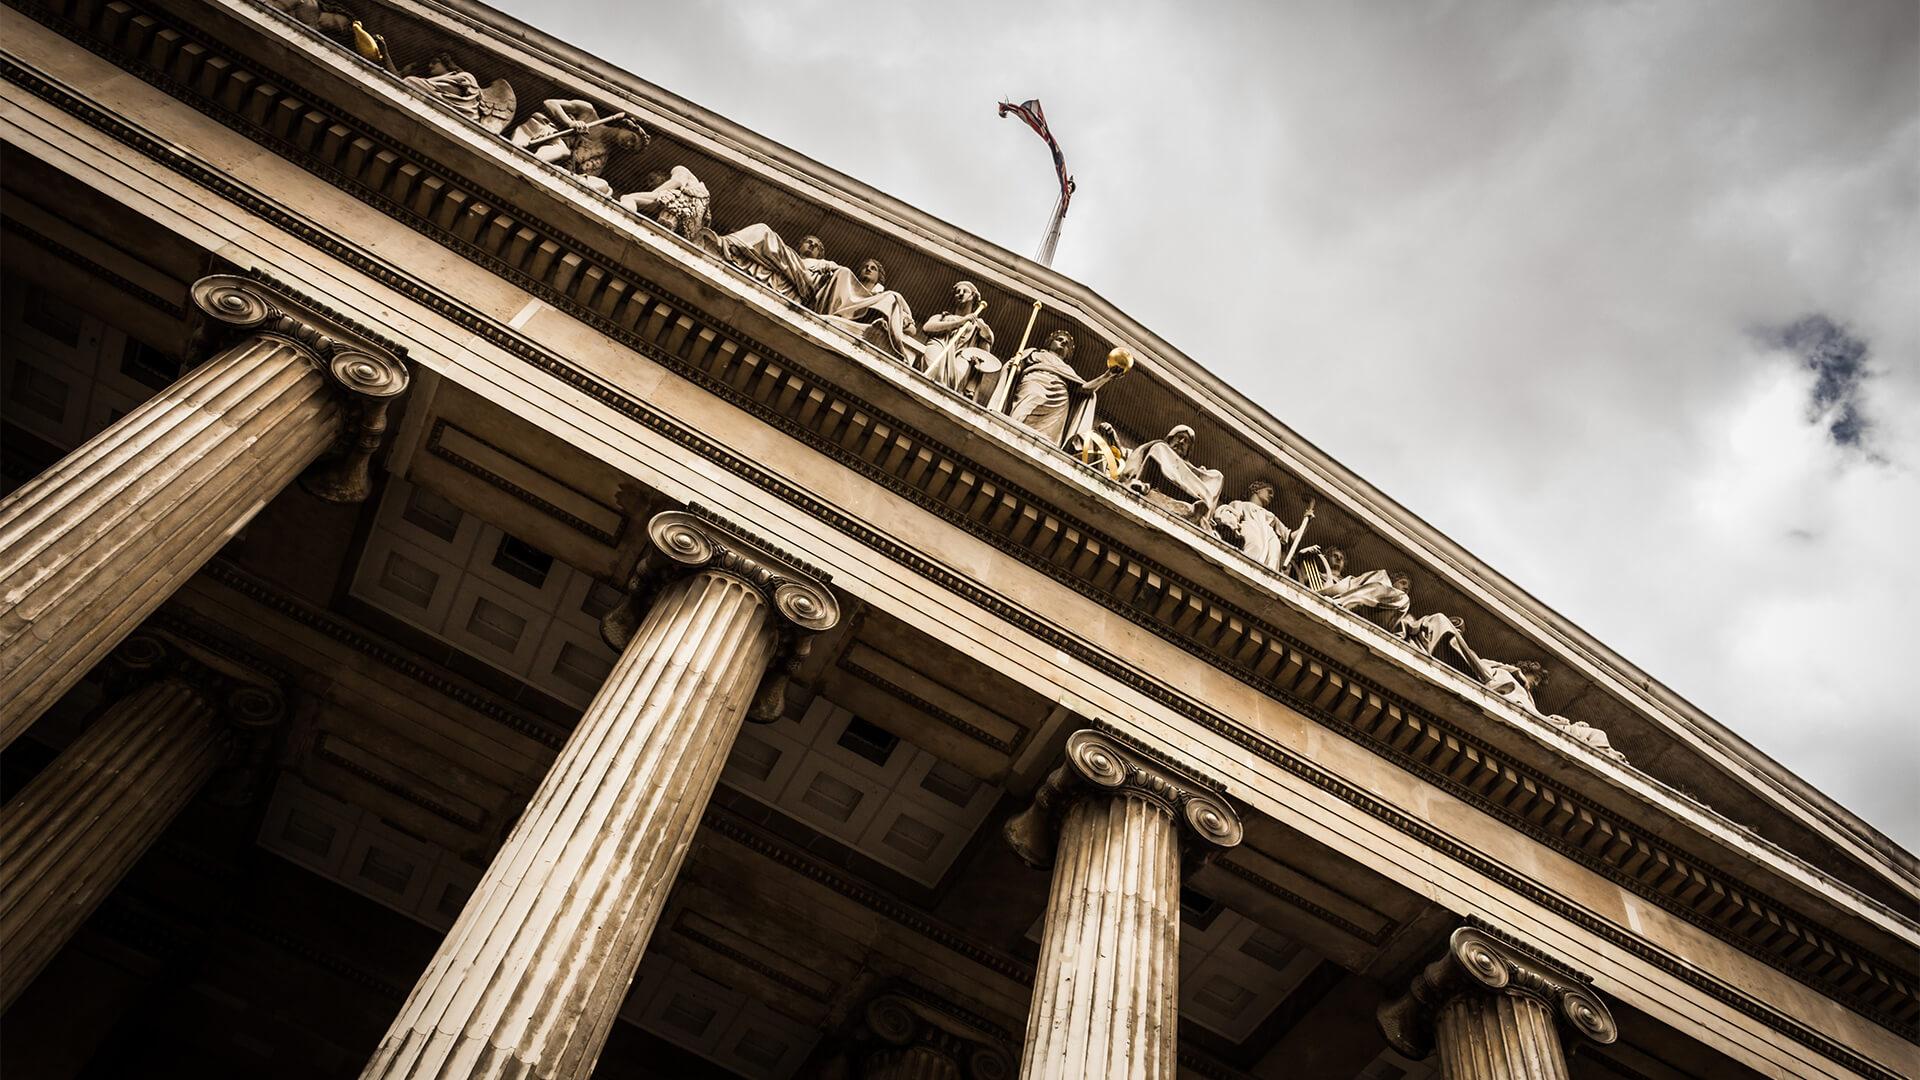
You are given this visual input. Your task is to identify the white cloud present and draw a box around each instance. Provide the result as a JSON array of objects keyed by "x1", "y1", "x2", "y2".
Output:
[{"x1": 493, "y1": 0, "x2": 1920, "y2": 845}]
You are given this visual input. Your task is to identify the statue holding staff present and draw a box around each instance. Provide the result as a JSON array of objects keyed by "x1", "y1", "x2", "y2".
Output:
[{"x1": 919, "y1": 281, "x2": 998, "y2": 393}]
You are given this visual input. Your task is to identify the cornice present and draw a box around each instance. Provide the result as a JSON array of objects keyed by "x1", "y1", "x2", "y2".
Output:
[
  {"x1": 401, "y1": 0, "x2": 1914, "y2": 892},
  {"x1": 1, "y1": 7, "x2": 1912, "y2": 1070}
]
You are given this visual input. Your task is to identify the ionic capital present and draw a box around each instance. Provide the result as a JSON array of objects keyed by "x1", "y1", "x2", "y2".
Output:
[
  {"x1": 108, "y1": 632, "x2": 288, "y2": 804},
  {"x1": 190, "y1": 273, "x2": 410, "y2": 502},
  {"x1": 860, "y1": 988, "x2": 1015, "y2": 1080},
  {"x1": 1004, "y1": 728, "x2": 1243, "y2": 870},
  {"x1": 1377, "y1": 923, "x2": 1618, "y2": 1060},
  {"x1": 599, "y1": 509, "x2": 840, "y2": 719}
]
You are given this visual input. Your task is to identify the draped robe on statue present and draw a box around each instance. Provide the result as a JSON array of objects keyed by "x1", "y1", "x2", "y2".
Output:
[
  {"x1": 1117, "y1": 436, "x2": 1226, "y2": 521},
  {"x1": 1006, "y1": 349, "x2": 1082, "y2": 444},
  {"x1": 812, "y1": 269, "x2": 920, "y2": 361},
  {"x1": 1396, "y1": 612, "x2": 1485, "y2": 679},
  {"x1": 1211, "y1": 500, "x2": 1293, "y2": 572},
  {"x1": 920, "y1": 308, "x2": 995, "y2": 392},
  {"x1": 404, "y1": 71, "x2": 480, "y2": 122},
  {"x1": 716, "y1": 224, "x2": 837, "y2": 302},
  {"x1": 1482, "y1": 660, "x2": 1541, "y2": 712},
  {"x1": 1317, "y1": 569, "x2": 1411, "y2": 625}
]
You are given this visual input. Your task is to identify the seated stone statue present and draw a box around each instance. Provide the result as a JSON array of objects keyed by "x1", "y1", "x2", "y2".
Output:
[
  {"x1": 1478, "y1": 659, "x2": 1623, "y2": 759},
  {"x1": 510, "y1": 99, "x2": 648, "y2": 195},
  {"x1": 715, "y1": 225, "x2": 839, "y2": 302},
  {"x1": 1005, "y1": 330, "x2": 1085, "y2": 444},
  {"x1": 1211, "y1": 480, "x2": 1293, "y2": 572},
  {"x1": 1481, "y1": 658, "x2": 1548, "y2": 712},
  {"x1": 1115, "y1": 424, "x2": 1225, "y2": 523},
  {"x1": 1396, "y1": 611, "x2": 1486, "y2": 680},
  {"x1": 1314, "y1": 550, "x2": 1412, "y2": 627},
  {"x1": 619, "y1": 166, "x2": 711, "y2": 242},
  {"x1": 812, "y1": 258, "x2": 921, "y2": 362},
  {"x1": 919, "y1": 282, "x2": 997, "y2": 393},
  {"x1": 402, "y1": 53, "x2": 516, "y2": 133}
]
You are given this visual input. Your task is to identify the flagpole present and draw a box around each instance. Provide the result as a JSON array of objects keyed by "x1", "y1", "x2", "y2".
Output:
[{"x1": 1036, "y1": 190, "x2": 1067, "y2": 266}]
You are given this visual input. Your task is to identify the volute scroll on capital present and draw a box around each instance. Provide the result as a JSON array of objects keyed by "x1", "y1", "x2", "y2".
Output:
[
  {"x1": 189, "y1": 274, "x2": 411, "y2": 504},
  {"x1": 1004, "y1": 728, "x2": 1243, "y2": 870},
  {"x1": 1377, "y1": 923, "x2": 1618, "y2": 1061},
  {"x1": 189, "y1": 274, "x2": 411, "y2": 400},
  {"x1": 598, "y1": 509, "x2": 841, "y2": 721}
]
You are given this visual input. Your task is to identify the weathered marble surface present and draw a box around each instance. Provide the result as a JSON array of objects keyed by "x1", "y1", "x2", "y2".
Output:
[{"x1": 359, "y1": 511, "x2": 836, "y2": 1080}]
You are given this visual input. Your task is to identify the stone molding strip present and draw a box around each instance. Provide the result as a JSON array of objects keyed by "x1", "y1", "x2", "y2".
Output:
[
  {"x1": 2, "y1": 14, "x2": 1911, "y2": 1071},
  {"x1": 0, "y1": 214, "x2": 189, "y2": 319},
  {"x1": 194, "y1": 559, "x2": 568, "y2": 750},
  {"x1": 424, "y1": 417, "x2": 622, "y2": 546}
]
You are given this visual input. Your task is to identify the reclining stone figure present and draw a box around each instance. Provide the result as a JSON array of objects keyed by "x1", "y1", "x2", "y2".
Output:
[{"x1": 1115, "y1": 424, "x2": 1224, "y2": 524}]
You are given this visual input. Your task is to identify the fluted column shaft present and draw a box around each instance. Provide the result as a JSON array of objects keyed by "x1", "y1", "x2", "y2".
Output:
[
  {"x1": 1024, "y1": 793, "x2": 1181, "y2": 1080},
  {"x1": 0, "y1": 338, "x2": 332, "y2": 743},
  {"x1": 0, "y1": 678, "x2": 222, "y2": 1010},
  {"x1": 1377, "y1": 924, "x2": 1618, "y2": 1080},
  {"x1": 0, "y1": 275, "x2": 407, "y2": 749},
  {"x1": 1005, "y1": 730, "x2": 1243, "y2": 1080},
  {"x1": 363, "y1": 511, "x2": 838, "y2": 1080},
  {"x1": 1434, "y1": 991, "x2": 1569, "y2": 1080}
]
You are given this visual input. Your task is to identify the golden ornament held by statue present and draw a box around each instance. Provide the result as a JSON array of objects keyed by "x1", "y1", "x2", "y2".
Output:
[{"x1": 1107, "y1": 346, "x2": 1135, "y2": 373}]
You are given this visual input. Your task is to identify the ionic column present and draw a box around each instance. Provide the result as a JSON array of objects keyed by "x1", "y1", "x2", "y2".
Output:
[
  {"x1": 857, "y1": 990, "x2": 1015, "y2": 1080},
  {"x1": 363, "y1": 510, "x2": 839, "y2": 1080},
  {"x1": 0, "y1": 633, "x2": 285, "y2": 1010},
  {"x1": 1377, "y1": 924, "x2": 1618, "y2": 1080},
  {"x1": 0, "y1": 274, "x2": 408, "y2": 748},
  {"x1": 1004, "y1": 729, "x2": 1243, "y2": 1080}
]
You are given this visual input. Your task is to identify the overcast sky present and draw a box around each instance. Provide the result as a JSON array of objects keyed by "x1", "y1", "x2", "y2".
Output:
[{"x1": 493, "y1": 0, "x2": 1919, "y2": 848}]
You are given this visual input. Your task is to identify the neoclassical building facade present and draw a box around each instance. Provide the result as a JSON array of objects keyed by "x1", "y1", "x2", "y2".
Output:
[{"x1": 0, "y1": 2, "x2": 1913, "y2": 1078}]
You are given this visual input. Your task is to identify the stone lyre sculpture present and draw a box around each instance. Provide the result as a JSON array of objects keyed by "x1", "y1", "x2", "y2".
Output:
[
  {"x1": 1115, "y1": 423, "x2": 1225, "y2": 524},
  {"x1": 812, "y1": 257, "x2": 922, "y2": 362},
  {"x1": 510, "y1": 98, "x2": 649, "y2": 196},
  {"x1": 401, "y1": 52, "x2": 516, "y2": 133},
  {"x1": 619, "y1": 166, "x2": 711, "y2": 243},
  {"x1": 1211, "y1": 479, "x2": 1294, "y2": 572},
  {"x1": 714, "y1": 225, "x2": 840, "y2": 304},
  {"x1": 918, "y1": 281, "x2": 998, "y2": 395}
]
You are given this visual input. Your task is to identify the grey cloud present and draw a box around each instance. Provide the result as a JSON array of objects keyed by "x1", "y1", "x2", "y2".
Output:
[
  {"x1": 494, "y1": 0, "x2": 1920, "y2": 846},
  {"x1": 1764, "y1": 315, "x2": 1873, "y2": 448}
]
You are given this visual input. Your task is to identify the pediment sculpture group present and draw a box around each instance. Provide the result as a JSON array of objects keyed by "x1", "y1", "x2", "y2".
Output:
[{"x1": 267, "y1": 2, "x2": 1623, "y2": 764}]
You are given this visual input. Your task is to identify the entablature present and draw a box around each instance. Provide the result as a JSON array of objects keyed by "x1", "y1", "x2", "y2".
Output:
[{"x1": 3, "y1": 0, "x2": 1915, "y2": 1070}]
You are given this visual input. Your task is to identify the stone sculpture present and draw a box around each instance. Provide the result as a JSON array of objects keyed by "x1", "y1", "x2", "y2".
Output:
[
  {"x1": 1116, "y1": 424, "x2": 1225, "y2": 523},
  {"x1": 510, "y1": 99, "x2": 648, "y2": 195},
  {"x1": 1477, "y1": 660, "x2": 1627, "y2": 760},
  {"x1": 619, "y1": 166, "x2": 711, "y2": 242},
  {"x1": 1396, "y1": 611, "x2": 1487, "y2": 680},
  {"x1": 1005, "y1": 330, "x2": 1085, "y2": 444},
  {"x1": 812, "y1": 258, "x2": 921, "y2": 362},
  {"x1": 260, "y1": 0, "x2": 353, "y2": 37},
  {"x1": 715, "y1": 225, "x2": 839, "y2": 303},
  {"x1": 918, "y1": 281, "x2": 997, "y2": 393},
  {"x1": 1315, "y1": 551, "x2": 1412, "y2": 627},
  {"x1": 1211, "y1": 480, "x2": 1293, "y2": 572},
  {"x1": 401, "y1": 53, "x2": 516, "y2": 133}
]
